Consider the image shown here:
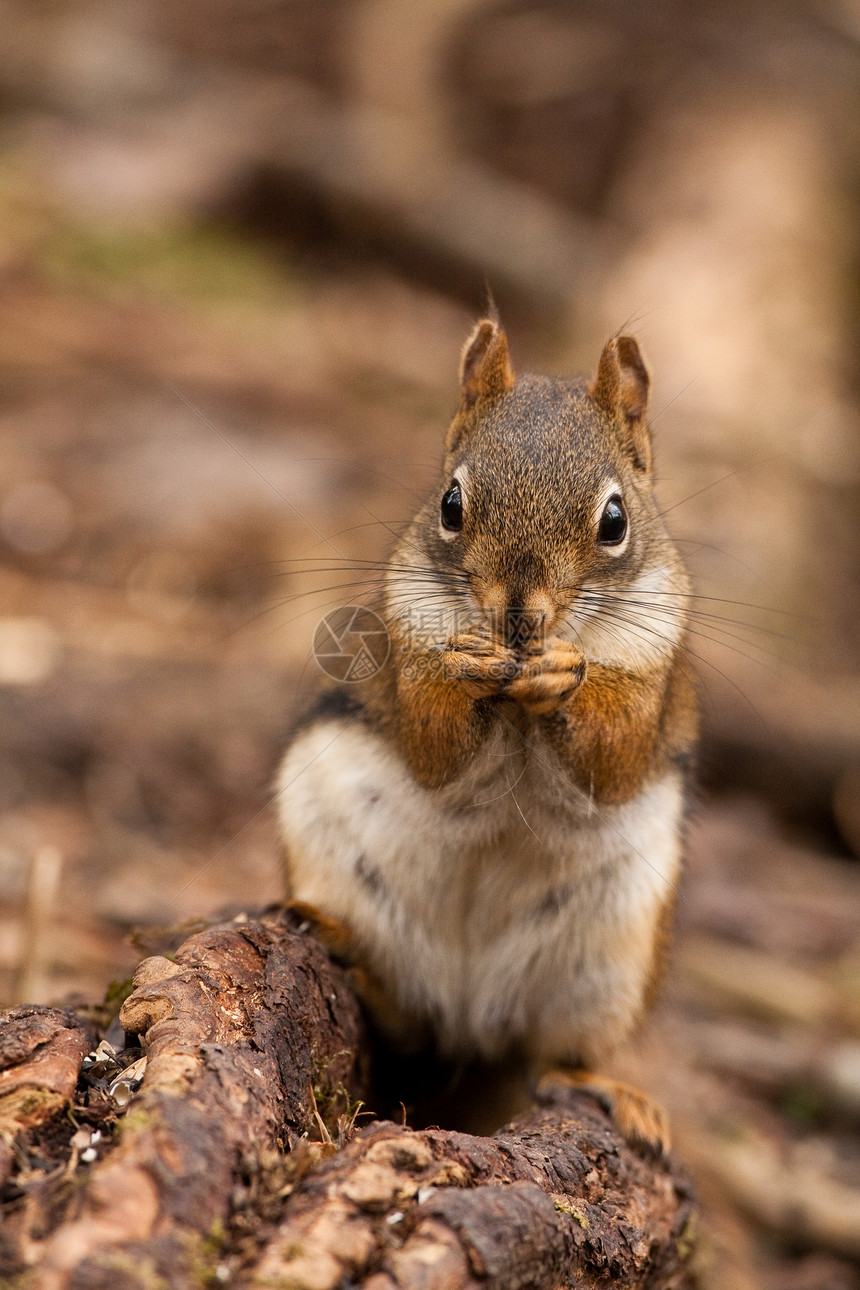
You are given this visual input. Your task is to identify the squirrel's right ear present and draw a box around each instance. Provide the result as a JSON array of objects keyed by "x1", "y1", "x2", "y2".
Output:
[
  {"x1": 589, "y1": 335, "x2": 652, "y2": 473},
  {"x1": 459, "y1": 319, "x2": 514, "y2": 408},
  {"x1": 447, "y1": 319, "x2": 515, "y2": 451}
]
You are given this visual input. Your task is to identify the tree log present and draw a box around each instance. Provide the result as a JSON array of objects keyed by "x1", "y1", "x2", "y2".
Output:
[
  {"x1": 0, "y1": 909, "x2": 696, "y2": 1289},
  {"x1": 0, "y1": 1006, "x2": 96, "y2": 1187},
  {"x1": 244, "y1": 1103, "x2": 695, "y2": 1290}
]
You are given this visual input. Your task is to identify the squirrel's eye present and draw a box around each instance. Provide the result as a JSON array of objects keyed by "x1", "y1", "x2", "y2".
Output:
[
  {"x1": 597, "y1": 495, "x2": 627, "y2": 546},
  {"x1": 440, "y1": 482, "x2": 463, "y2": 532}
]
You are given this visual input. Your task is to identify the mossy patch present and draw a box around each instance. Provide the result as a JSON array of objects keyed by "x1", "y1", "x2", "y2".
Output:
[{"x1": 554, "y1": 1198, "x2": 589, "y2": 1228}]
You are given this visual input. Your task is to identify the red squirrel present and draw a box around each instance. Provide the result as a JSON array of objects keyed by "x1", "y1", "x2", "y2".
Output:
[{"x1": 277, "y1": 318, "x2": 698, "y2": 1154}]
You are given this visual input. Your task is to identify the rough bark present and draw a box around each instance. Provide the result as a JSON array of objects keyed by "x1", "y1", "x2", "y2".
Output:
[
  {"x1": 0, "y1": 1006, "x2": 97, "y2": 1186},
  {"x1": 243, "y1": 1106, "x2": 695, "y2": 1290},
  {"x1": 0, "y1": 910, "x2": 367, "y2": 1289},
  {"x1": 0, "y1": 909, "x2": 696, "y2": 1289}
]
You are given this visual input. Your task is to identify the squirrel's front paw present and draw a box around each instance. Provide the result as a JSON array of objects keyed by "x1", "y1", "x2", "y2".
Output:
[
  {"x1": 507, "y1": 638, "x2": 586, "y2": 715},
  {"x1": 443, "y1": 625, "x2": 520, "y2": 698}
]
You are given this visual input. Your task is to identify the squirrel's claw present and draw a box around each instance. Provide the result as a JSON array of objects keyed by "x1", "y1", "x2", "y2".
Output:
[
  {"x1": 507, "y1": 640, "x2": 586, "y2": 715},
  {"x1": 443, "y1": 627, "x2": 520, "y2": 697}
]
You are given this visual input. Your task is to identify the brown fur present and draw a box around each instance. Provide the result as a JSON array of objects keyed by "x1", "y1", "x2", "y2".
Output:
[
  {"x1": 393, "y1": 650, "x2": 497, "y2": 787},
  {"x1": 541, "y1": 661, "x2": 667, "y2": 804}
]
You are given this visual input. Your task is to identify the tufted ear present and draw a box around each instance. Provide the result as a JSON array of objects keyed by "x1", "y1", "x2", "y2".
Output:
[
  {"x1": 446, "y1": 317, "x2": 516, "y2": 452},
  {"x1": 459, "y1": 318, "x2": 515, "y2": 409},
  {"x1": 588, "y1": 335, "x2": 652, "y2": 473}
]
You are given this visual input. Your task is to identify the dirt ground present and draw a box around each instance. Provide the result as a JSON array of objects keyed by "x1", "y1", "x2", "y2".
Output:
[{"x1": 0, "y1": 3, "x2": 859, "y2": 1287}]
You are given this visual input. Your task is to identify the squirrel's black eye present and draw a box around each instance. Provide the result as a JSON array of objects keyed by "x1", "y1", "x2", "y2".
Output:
[
  {"x1": 597, "y1": 495, "x2": 627, "y2": 546},
  {"x1": 440, "y1": 482, "x2": 463, "y2": 532}
]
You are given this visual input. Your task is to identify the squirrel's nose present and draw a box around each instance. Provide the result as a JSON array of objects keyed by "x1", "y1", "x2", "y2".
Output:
[
  {"x1": 505, "y1": 603, "x2": 548, "y2": 650},
  {"x1": 476, "y1": 580, "x2": 556, "y2": 644}
]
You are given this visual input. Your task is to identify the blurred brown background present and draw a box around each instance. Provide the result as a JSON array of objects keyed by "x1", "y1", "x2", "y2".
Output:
[{"x1": 0, "y1": 2, "x2": 859, "y2": 1286}]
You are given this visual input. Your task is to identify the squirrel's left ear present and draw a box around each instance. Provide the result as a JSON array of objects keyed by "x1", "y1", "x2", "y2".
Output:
[{"x1": 588, "y1": 335, "x2": 652, "y2": 473}]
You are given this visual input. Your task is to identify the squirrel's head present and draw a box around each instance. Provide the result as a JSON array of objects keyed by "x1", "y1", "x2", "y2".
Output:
[{"x1": 417, "y1": 317, "x2": 681, "y2": 648}]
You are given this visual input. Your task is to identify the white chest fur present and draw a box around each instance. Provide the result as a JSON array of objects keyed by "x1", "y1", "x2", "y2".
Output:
[{"x1": 277, "y1": 715, "x2": 683, "y2": 1068}]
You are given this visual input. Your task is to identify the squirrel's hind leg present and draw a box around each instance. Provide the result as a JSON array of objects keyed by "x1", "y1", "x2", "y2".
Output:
[
  {"x1": 536, "y1": 1066, "x2": 671, "y2": 1159},
  {"x1": 287, "y1": 899, "x2": 427, "y2": 1051},
  {"x1": 288, "y1": 898, "x2": 356, "y2": 957}
]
